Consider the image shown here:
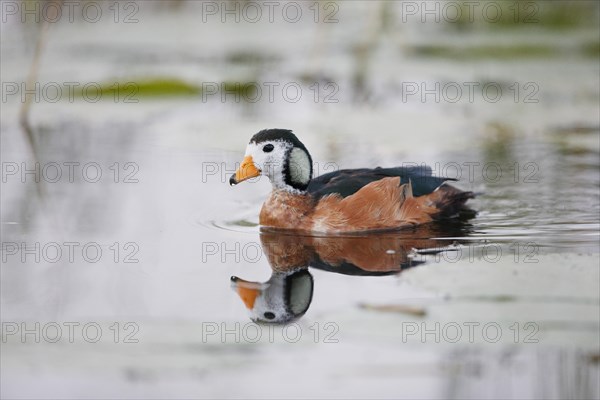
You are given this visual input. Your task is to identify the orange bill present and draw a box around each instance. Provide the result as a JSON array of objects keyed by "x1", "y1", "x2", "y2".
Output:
[
  {"x1": 230, "y1": 155, "x2": 260, "y2": 185},
  {"x1": 231, "y1": 278, "x2": 263, "y2": 310}
]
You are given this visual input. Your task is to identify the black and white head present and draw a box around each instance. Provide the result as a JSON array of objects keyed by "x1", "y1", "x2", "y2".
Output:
[
  {"x1": 230, "y1": 269, "x2": 314, "y2": 324},
  {"x1": 229, "y1": 129, "x2": 313, "y2": 193}
]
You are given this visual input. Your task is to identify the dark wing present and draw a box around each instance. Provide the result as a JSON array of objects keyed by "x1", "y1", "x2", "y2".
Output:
[{"x1": 307, "y1": 166, "x2": 455, "y2": 199}]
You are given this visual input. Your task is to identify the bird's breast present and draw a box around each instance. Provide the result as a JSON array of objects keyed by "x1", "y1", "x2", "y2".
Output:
[{"x1": 259, "y1": 191, "x2": 314, "y2": 230}]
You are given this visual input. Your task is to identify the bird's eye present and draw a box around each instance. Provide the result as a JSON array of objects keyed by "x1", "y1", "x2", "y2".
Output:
[
  {"x1": 263, "y1": 144, "x2": 274, "y2": 153},
  {"x1": 263, "y1": 312, "x2": 275, "y2": 320}
]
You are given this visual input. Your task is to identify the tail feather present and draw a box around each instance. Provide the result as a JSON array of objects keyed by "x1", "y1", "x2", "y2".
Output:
[{"x1": 428, "y1": 183, "x2": 475, "y2": 218}]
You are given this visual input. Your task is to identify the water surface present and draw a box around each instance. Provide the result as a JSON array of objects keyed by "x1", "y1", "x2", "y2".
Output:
[{"x1": 1, "y1": 2, "x2": 599, "y2": 399}]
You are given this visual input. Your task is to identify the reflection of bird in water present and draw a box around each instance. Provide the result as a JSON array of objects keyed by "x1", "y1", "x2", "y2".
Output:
[
  {"x1": 231, "y1": 270, "x2": 314, "y2": 325},
  {"x1": 229, "y1": 129, "x2": 475, "y2": 234},
  {"x1": 231, "y1": 222, "x2": 473, "y2": 323}
]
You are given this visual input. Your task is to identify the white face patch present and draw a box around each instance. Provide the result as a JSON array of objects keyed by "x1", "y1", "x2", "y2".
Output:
[
  {"x1": 244, "y1": 140, "x2": 290, "y2": 189},
  {"x1": 244, "y1": 140, "x2": 311, "y2": 192},
  {"x1": 249, "y1": 278, "x2": 289, "y2": 323},
  {"x1": 247, "y1": 271, "x2": 312, "y2": 324}
]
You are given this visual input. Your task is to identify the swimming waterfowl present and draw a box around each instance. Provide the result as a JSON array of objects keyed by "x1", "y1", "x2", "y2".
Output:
[{"x1": 230, "y1": 129, "x2": 474, "y2": 233}]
